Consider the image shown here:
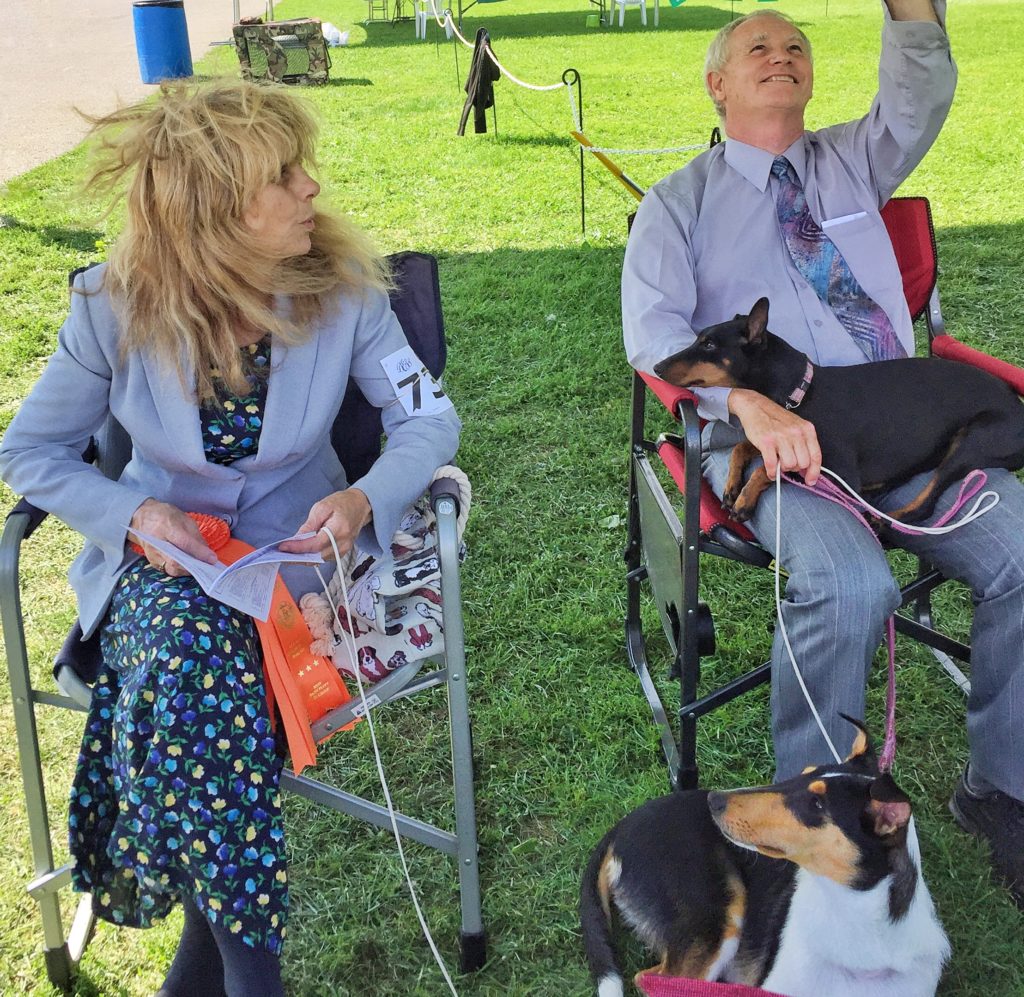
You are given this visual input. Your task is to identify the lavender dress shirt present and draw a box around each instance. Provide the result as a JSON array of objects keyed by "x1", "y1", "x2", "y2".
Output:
[{"x1": 622, "y1": 1, "x2": 956, "y2": 425}]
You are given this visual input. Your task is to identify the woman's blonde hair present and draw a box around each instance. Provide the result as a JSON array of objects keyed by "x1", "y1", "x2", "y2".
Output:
[{"x1": 84, "y1": 79, "x2": 389, "y2": 400}]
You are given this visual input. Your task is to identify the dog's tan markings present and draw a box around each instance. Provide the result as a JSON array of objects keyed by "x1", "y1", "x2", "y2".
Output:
[
  {"x1": 846, "y1": 726, "x2": 869, "y2": 760},
  {"x1": 646, "y1": 875, "x2": 746, "y2": 984},
  {"x1": 801, "y1": 765, "x2": 817, "y2": 774},
  {"x1": 888, "y1": 477, "x2": 939, "y2": 522},
  {"x1": 730, "y1": 466, "x2": 770, "y2": 522},
  {"x1": 723, "y1": 441, "x2": 761, "y2": 507},
  {"x1": 722, "y1": 871, "x2": 746, "y2": 940},
  {"x1": 808, "y1": 780, "x2": 827, "y2": 795},
  {"x1": 890, "y1": 429, "x2": 968, "y2": 521},
  {"x1": 660, "y1": 360, "x2": 736, "y2": 390},
  {"x1": 714, "y1": 790, "x2": 861, "y2": 886},
  {"x1": 597, "y1": 848, "x2": 620, "y2": 920}
]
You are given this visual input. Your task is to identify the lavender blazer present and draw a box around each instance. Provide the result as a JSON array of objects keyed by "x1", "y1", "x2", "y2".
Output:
[{"x1": 0, "y1": 264, "x2": 461, "y2": 636}]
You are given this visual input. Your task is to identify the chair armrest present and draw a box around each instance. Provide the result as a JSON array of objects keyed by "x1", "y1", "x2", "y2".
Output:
[
  {"x1": 637, "y1": 371, "x2": 698, "y2": 417},
  {"x1": 931, "y1": 335, "x2": 1024, "y2": 396},
  {"x1": 5, "y1": 497, "x2": 49, "y2": 541},
  {"x1": 430, "y1": 474, "x2": 462, "y2": 518}
]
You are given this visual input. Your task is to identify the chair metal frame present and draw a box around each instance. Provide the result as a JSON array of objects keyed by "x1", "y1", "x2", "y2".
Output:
[
  {"x1": 624, "y1": 196, "x2": 987, "y2": 790},
  {"x1": 1, "y1": 252, "x2": 486, "y2": 989}
]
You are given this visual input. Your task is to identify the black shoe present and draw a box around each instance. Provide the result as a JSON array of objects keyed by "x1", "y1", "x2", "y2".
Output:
[{"x1": 949, "y1": 769, "x2": 1024, "y2": 910}]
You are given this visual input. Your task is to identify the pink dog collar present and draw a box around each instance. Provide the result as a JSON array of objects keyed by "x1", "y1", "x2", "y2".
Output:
[{"x1": 786, "y1": 360, "x2": 814, "y2": 410}]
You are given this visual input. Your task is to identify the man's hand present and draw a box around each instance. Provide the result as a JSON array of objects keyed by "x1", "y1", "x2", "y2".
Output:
[
  {"x1": 129, "y1": 498, "x2": 218, "y2": 577},
  {"x1": 279, "y1": 488, "x2": 373, "y2": 561},
  {"x1": 727, "y1": 388, "x2": 822, "y2": 485}
]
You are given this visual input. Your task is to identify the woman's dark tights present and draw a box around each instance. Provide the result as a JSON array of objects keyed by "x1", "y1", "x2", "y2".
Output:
[{"x1": 159, "y1": 895, "x2": 284, "y2": 997}]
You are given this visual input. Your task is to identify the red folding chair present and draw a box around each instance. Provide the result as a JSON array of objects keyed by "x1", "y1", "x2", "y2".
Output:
[{"x1": 624, "y1": 196, "x2": 1024, "y2": 790}]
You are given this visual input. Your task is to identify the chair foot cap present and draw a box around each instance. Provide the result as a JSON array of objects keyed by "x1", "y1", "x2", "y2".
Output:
[
  {"x1": 43, "y1": 943, "x2": 75, "y2": 991},
  {"x1": 460, "y1": 930, "x2": 487, "y2": 972}
]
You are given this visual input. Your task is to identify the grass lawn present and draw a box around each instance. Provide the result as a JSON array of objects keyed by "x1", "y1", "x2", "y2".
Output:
[{"x1": 1, "y1": 0, "x2": 1023, "y2": 993}]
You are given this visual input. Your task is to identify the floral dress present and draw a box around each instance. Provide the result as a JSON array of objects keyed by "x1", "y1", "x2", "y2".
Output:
[{"x1": 68, "y1": 338, "x2": 289, "y2": 954}]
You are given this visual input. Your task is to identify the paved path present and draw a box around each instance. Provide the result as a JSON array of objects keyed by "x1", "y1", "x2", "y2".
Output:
[{"x1": 1, "y1": 0, "x2": 265, "y2": 184}]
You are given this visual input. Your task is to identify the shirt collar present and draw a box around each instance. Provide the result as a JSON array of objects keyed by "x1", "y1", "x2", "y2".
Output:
[{"x1": 724, "y1": 136, "x2": 808, "y2": 191}]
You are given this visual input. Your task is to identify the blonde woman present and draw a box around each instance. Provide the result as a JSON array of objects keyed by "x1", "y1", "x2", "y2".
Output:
[{"x1": 0, "y1": 80, "x2": 460, "y2": 995}]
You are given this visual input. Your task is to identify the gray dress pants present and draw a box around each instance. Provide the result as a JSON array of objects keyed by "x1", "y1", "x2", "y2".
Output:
[{"x1": 701, "y1": 421, "x2": 1024, "y2": 799}]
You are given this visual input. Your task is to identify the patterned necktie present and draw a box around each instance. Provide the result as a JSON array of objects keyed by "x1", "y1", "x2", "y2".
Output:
[{"x1": 771, "y1": 156, "x2": 906, "y2": 362}]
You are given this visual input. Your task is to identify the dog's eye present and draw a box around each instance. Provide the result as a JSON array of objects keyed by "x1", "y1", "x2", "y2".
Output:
[
  {"x1": 810, "y1": 796, "x2": 824, "y2": 812},
  {"x1": 701, "y1": 340, "x2": 716, "y2": 352}
]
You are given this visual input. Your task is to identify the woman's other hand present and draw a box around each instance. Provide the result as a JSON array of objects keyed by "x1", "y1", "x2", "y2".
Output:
[
  {"x1": 129, "y1": 499, "x2": 219, "y2": 576},
  {"x1": 280, "y1": 489, "x2": 372, "y2": 560}
]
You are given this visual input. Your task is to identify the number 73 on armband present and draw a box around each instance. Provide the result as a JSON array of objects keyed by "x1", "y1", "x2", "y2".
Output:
[{"x1": 380, "y1": 345, "x2": 454, "y2": 417}]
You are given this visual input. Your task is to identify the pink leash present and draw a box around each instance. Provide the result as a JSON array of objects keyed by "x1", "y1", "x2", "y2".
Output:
[{"x1": 783, "y1": 469, "x2": 988, "y2": 771}]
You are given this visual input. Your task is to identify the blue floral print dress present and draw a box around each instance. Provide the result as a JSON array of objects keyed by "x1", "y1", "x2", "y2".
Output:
[{"x1": 68, "y1": 338, "x2": 289, "y2": 954}]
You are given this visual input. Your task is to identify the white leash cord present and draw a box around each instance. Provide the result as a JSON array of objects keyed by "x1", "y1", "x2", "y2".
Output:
[
  {"x1": 771, "y1": 462, "x2": 999, "y2": 763},
  {"x1": 773, "y1": 469, "x2": 843, "y2": 764},
  {"x1": 315, "y1": 527, "x2": 460, "y2": 997},
  {"x1": 818, "y1": 466, "x2": 1000, "y2": 535}
]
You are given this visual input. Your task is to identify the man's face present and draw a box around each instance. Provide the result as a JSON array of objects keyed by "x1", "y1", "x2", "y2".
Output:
[{"x1": 707, "y1": 15, "x2": 813, "y2": 125}]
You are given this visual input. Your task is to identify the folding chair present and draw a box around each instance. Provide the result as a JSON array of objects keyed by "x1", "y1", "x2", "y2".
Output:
[
  {"x1": 0, "y1": 251, "x2": 486, "y2": 989},
  {"x1": 624, "y1": 196, "x2": 1024, "y2": 790},
  {"x1": 232, "y1": 17, "x2": 331, "y2": 85}
]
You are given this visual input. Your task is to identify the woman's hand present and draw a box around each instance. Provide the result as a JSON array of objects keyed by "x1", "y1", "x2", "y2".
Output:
[
  {"x1": 129, "y1": 498, "x2": 219, "y2": 577},
  {"x1": 727, "y1": 388, "x2": 822, "y2": 485},
  {"x1": 279, "y1": 488, "x2": 373, "y2": 561}
]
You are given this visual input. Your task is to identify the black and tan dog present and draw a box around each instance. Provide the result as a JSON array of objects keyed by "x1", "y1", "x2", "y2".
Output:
[
  {"x1": 652, "y1": 298, "x2": 1024, "y2": 523},
  {"x1": 579, "y1": 720, "x2": 949, "y2": 997}
]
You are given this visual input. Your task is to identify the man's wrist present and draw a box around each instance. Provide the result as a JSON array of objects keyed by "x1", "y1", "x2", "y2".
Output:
[
  {"x1": 727, "y1": 388, "x2": 759, "y2": 418},
  {"x1": 883, "y1": 0, "x2": 940, "y2": 24}
]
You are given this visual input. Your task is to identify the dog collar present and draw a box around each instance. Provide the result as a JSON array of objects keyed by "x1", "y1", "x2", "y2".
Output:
[{"x1": 786, "y1": 361, "x2": 814, "y2": 410}]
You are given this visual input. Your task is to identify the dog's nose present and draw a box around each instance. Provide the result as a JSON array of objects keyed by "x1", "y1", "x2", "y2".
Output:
[{"x1": 707, "y1": 791, "x2": 727, "y2": 816}]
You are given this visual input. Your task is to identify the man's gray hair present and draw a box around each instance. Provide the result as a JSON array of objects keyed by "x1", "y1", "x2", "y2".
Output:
[{"x1": 704, "y1": 10, "x2": 813, "y2": 121}]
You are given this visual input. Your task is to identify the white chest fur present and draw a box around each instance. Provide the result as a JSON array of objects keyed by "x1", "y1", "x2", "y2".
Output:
[{"x1": 760, "y1": 823, "x2": 950, "y2": 997}]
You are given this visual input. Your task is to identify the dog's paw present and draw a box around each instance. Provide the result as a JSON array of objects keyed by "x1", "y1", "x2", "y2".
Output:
[
  {"x1": 728, "y1": 501, "x2": 755, "y2": 523},
  {"x1": 722, "y1": 487, "x2": 741, "y2": 511}
]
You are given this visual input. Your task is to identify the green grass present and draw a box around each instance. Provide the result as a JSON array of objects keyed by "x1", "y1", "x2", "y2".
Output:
[{"x1": 2, "y1": 0, "x2": 1023, "y2": 993}]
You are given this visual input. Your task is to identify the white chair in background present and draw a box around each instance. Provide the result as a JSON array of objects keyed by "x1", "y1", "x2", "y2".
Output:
[
  {"x1": 615, "y1": 0, "x2": 647, "y2": 25},
  {"x1": 415, "y1": 0, "x2": 450, "y2": 38}
]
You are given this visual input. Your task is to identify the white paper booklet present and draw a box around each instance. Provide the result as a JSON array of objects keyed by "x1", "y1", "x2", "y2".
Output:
[{"x1": 126, "y1": 527, "x2": 324, "y2": 622}]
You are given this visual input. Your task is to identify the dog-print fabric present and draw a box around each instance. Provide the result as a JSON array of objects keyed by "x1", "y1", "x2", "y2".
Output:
[
  {"x1": 327, "y1": 501, "x2": 460, "y2": 682},
  {"x1": 68, "y1": 337, "x2": 288, "y2": 953}
]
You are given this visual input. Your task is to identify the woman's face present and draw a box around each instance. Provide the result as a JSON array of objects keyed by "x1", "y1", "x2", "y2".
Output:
[{"x1": 243, "y1": 163, "x2": 321, "y2": 258}]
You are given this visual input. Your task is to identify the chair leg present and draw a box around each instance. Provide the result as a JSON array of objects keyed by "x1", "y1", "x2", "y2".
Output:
[
  {"x1": 640, "y1": 0, "x2": 647, "y2": 25},
  {"x1": 1, "y1": 513, "x2": 81, "y2": 988},
  {"x1": 436, "y1": 499, "x2": 486, "y2": 971},
  {"x1": 618, "y1": 1, "x2": 624, "y2": 26}
]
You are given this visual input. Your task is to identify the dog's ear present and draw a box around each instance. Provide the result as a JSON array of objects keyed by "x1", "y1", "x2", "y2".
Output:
[
  {"x1": 745, "y1": 298, "x2": 770, "y2": 347},
  {"x1": 866, "y1": 773, "x2": 912, "y2": 838},
  {"x1": 840, "y1": 713, "x2": 879, "y2": 771}
]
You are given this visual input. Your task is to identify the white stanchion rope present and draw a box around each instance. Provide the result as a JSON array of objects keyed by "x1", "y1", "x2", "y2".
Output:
[{"x1": 431, "y1": 10, "x2": 709, "y2": 162}]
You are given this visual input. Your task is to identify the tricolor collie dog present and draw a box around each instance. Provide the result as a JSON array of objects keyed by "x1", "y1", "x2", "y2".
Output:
[{"x1": 580, "y1": 721, "x2": 949, "y2": 996}]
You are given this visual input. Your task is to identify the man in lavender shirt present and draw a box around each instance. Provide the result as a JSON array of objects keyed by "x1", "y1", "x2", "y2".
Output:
[{"x1": 622, "y1": 0, "x2": 1024, "y2": 908}]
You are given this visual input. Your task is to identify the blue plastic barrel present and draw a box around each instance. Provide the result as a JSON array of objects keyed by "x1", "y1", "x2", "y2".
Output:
[{"x1": 132, "y1": 0, "x2": 193, "y2": 84}]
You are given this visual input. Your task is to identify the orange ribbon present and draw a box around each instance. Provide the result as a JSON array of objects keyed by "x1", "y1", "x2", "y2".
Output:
[{"x1": 133, "y1": 514, "x2": 354, "y2": 774}]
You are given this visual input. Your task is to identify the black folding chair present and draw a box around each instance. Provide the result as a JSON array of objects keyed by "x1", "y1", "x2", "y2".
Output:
[
  {"x1": 0, "y1": 251, "x2": 486, "y2": 989},
  {"x1": 624, "y1": 197, "x2": 1024, "y2": 790}
]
